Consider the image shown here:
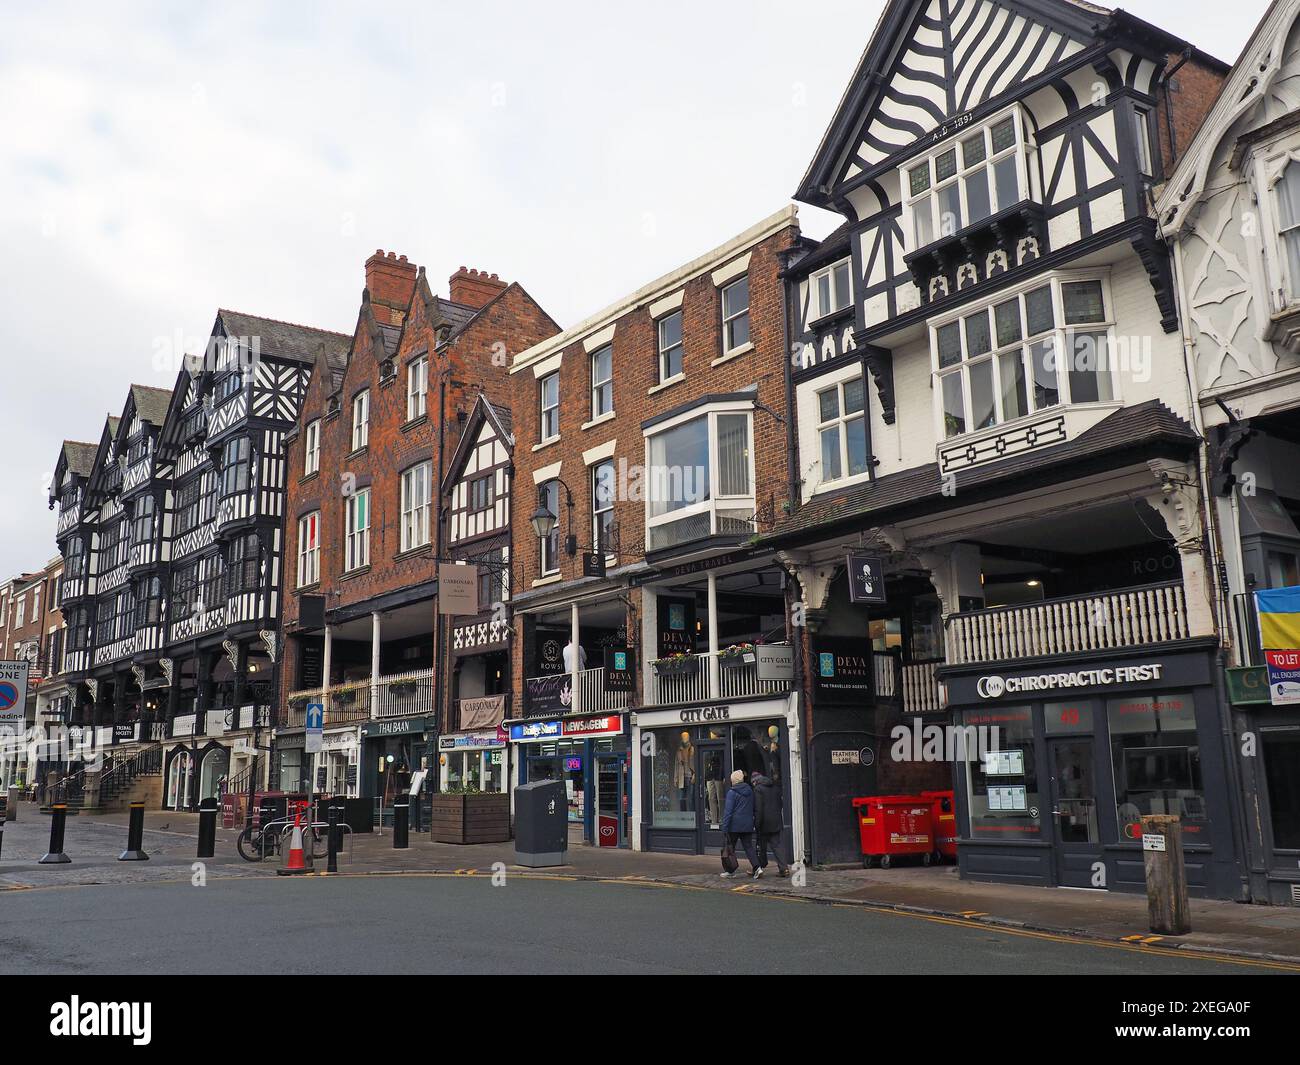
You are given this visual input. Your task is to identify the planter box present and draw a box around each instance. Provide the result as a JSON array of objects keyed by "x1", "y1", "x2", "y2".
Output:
[
  {"x1": 653, "y1": 658, "x2": 699, "y2": 677},
  {"x1": 719, "y1": 652, "x2": 756, "y2": 669},
  {"x1": 429, "y1": 792, "x2": 511, "y2": 844}
]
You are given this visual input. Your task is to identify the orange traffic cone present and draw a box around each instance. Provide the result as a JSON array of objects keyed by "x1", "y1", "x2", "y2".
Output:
[{"x1": 277, "y1": 813, "x2": 311, "y2": 876}]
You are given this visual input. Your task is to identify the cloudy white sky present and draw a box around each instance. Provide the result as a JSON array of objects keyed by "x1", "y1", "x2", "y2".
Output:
[{"x1": 0, "y1": 0, "x2": 1264, "y2": 576}]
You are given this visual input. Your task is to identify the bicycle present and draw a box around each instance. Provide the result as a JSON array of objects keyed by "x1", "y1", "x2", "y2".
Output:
[{"x1": 236, "y1": 802, "x2": 328, "y2": 862}]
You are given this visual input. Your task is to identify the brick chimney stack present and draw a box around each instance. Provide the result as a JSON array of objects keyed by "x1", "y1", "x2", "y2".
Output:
[
  {"x1": 449, "y1": 267, "x2": 508, "y2": 309},
  {"x1": 365, "y1": 250, "x2": 418, "y2": 326}
]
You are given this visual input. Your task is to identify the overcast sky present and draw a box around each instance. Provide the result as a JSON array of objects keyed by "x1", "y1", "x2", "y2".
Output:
[{"x1": 0, "y1": 0, "x2": 1264, "y2": 577}]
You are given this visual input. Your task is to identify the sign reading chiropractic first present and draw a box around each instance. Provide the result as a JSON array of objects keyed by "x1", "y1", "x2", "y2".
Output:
[{"x1": 972, "y1": 663, "x2": 1165, "y2": 700}]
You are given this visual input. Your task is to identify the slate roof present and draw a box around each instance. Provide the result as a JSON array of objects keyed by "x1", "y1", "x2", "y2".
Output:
[
  {"x1": 130, "y1": 384, "x2": 173, "y2": 427},
  {"x1": 765, "y1": 401, "x2": 1199, "y2": 547},
  {"x1": 61, "y1": 441, "x2": 98, "y2": 478},
  {"x1": 217, "y1": 309, "x2": 350, "y2": 369}
]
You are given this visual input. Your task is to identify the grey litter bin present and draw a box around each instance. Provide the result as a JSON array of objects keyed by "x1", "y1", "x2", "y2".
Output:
[
  {"x1": 6, "y1": 786, "x2": 17, "y2": 822},
  {"x1": 514, "y1": 779, "x2": 568, "y2": 868}
]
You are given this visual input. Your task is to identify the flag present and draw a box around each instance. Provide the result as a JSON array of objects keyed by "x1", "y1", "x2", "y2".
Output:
[{"x1": 1255, "y1": 586, "x2": 1300, "y2": 650}]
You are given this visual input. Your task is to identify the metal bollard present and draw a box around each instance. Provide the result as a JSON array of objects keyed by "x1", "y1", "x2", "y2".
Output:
[
  {"x1": 0, "y1": 794, "x2": 6, "y2": 859},
  {"x1": 39, "y1": 803, "x2": 71, "y2": 864},
  {"x1": 196, "y1": 797, "x2": 218, "y2": 859},
  {"x1": 326, "y1": 801, "x2": 339, "y2": 873},
  {"x1": 259, "y1": 800, "x2": 277, "y2": 860},
  {"x1": 393, "y1": 798, "x2": 409, "y2": 849},
  {"x1": 119, "y1": 800, "x2": 149, "y2": 861}
]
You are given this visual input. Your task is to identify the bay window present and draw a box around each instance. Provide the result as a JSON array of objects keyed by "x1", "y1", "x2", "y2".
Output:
[
  {"x1": 297, "y1": 511, "x2": 320, "y2": 587},
  {"x1": 932, "y1": 274, "x2": 1114, "y2": 440},
  {"x1": 1276, "y1": 158, "x2": 1300, "y2": 304},
  {"x1": 220, "y1": 437, "x2": 251, "y2": 497},
  {"x1": 645, "y1": 406, "x2": 754, "y2": 551},
  {"x1": 816, "y1": 376, "x2": 869, "y2": 483},
  {"x1": 228, "y1": 532, "x2": 261, "y2": 595},
  {"x1": 131, "y1": 495, "x2": 155, "y2": 549},
  {"x1": 400, "y1": 462, "x2": 432, "y2": 551},
  {"x1": 905, "y1": 111, "x2": 1027, "y2": 251},
  {"x1": 345, "y1": 488, "x2": 370, "y2": 571}
]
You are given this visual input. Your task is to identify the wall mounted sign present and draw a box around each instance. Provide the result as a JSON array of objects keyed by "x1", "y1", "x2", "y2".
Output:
[
  {"x1": 459, "y1": 693, "x2": 507, "y2": 730},
  {"x1": 1225, "y1": 665, "x2": 1270, "y2": 706},
  {"x1": 846, "y1": 554, "x2": 887, "y2": 605},
  {"x1": 439, "y1": 732, "x2": 506, "y2": 751},
  {"x1": 755, "y1": 644, "x2": 794, "y2": 682},
  {"x1": 811, "y1": 638, "x2": 873, "y2": 704},
  {"x1": 360, "y1": 716, "x2": 433, "y2": 738},
  {"x1": 525, "y1": 674, "x2": 571, "y2": 716},
  {"x1": 509, "y1": 718, "x2": 563, "y2": 742},
  {"x1": 561, "y1": 714, "x2": 623, "y2": 738},
  {"x1": 603, "y1": 648, "x2": 636, "y2": 692},
  {"x1": 583, "y1": 552, "x2": 606, "y2": 579},
  {"x1": 657, "y1": 598, "x2": 695, "y2": 659},
  {"x1": 0, "y1": 660, "x2": 29, "y2": 729}
]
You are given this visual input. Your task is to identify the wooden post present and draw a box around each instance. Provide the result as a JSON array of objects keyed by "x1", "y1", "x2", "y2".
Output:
[{"x1": 1141, "y1": 814, "x2": 1190, "y2": 935}]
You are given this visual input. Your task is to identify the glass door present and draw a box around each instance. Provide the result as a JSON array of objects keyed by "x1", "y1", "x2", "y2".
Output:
[
  {"x1": 595, "y1": 753, "x2": 626, "y2": 847},
  {"x1": 1048, "y1": 738, "x2": 1102, "y2": 888},
  {"x1": 697, "y1": 742, "x2": 726, "y2": 853}
]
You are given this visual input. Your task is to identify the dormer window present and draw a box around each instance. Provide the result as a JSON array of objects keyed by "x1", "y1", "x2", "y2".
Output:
[
  {"x1": 904, "y1": 110, "x2": 1027, "y2": 253},
  {"x1": 1276, "y1": 159, "x2": 1300, "y2": 305}
]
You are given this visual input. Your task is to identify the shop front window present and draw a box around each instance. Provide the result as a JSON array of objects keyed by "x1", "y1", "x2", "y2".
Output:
[
  {"x1": 278, "y1": 749, "x2": 303, "y2": 793},
  {"x1": 650, "y1": 729, "x2": 698, "y2": 829},
  {"x1": 1107, "y1": 692, "x2": 1205, "y2": 841},
  {"x1": 1263, "y1": 730, "x2": 1300, "y2": 851},
  {"x1": 964, "y1": 706, "x2": 1042, "y2": 840}
]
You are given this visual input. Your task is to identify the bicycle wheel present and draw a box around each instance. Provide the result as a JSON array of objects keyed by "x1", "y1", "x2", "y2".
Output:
[
  {"x1": 309, "y1": 827, "x2": 328, "y2": 860},
  {"x1": 236, "y1": 826, "x2": 265, "y2": 862}
]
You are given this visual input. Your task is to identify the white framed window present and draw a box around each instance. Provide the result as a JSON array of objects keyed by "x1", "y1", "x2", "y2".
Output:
[
  {"x1": 297, "y1": 512, "x2": 320, "y2": 588},
  {"x1": 1133, "y1": 106, "x2": 1153, "y2": 177},
  {"x1": 592, "y1": 460, "x2": 615, "y2": 556},
  {"x1": 539, "y1": 372, "x2": 560, "y2": 442},
  {"x1": 344, "y1": 488, "x2": 370, "y2": 571},
  {"x1": 812, "y1": 259, "x2": 852, "y2": 319},
  {"x1": 657, "y1": 310, "x2": 684, "y2": 382},
  {"x1": 904, "y1": 109, "x2": 1028, "y2": 252},
  {"x1": 539, "y1": 479, "x2": 560, "y2": 576},
  {"x1": 407, "y1": 355, "x2": 429, "y2": 422},
  {"x1": 304, "y1": 420, "x2": 320, "y2": 476},
  {"x1": 816, "y1": 377, "x2": 869, "y2": 483},
  {"x1": 721, "y1": 277, "x2": 751, "y2": 354},
  {"x1": 15, "y1": 594, "x2": 25, "y2": 628},
  {"x1": 644, "y1": 405, "x2": 755, "y2": 551},
  {"x1": 931, "y1": 273, "x2": 1114, "y2": 440},
  {"x1": 1275, "y1": 158, "x2": 1300, "y2": 305},
  {"x1": 351, "y1": 390, "x2": 369, "y2": 452},
  {"x1": 590, "y1": 345, "x2": 612, "y2": 419},
  {"x1": 400, "y1": 462, "x2": 432, "y2": 552}
]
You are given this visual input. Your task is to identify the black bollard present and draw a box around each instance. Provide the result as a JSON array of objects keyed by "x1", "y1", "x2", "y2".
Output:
[
  {"x1": 0, "y1": 794, "x2": 6, "y2": 859},
  {"x1": 393, "y1": 798, "x2": 409, "y2": 850},
  {"x1": 326, "y1": 801, "x2": 339, "y2": 873},
  {"x1": 40, "y1": 803, "x2": 71, "y2": 864},
  {"x1": 119, "y1": 800, "x2": 149, "y2": 861},
  {"x1": 259, "y1": 800, "x2": 277, "y2": 860},
  {"x1": 196, "y1": 797, "x2": 218, "y2": 859}
]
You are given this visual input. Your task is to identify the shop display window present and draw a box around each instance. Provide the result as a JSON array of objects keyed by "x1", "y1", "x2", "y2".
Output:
[
  {"x1": 1107, "y1": 692, "x2": 1206, "y2": 840},
  {"x1": 650, "y1": 729, "x2": 698, "y2": 829},
  {"x1": 1263, "y1": 730, "x2": 1300, "y2": 851},
  {"x1": 963, "y1": 706, "x2": 1042, "y2": 839}
]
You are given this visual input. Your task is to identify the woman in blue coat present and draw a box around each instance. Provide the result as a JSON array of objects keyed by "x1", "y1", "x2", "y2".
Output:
[{"x1": 720, "y1": 769, "x2": 759, "y2": 878}]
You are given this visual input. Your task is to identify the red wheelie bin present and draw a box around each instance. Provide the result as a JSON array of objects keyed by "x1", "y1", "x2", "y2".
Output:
[
  {"x1": 921, "y1": 789, "x2": 958, "y2": 862},
  {"x1": 851, "y1": 795, "x2": 934, "y2": 869}
]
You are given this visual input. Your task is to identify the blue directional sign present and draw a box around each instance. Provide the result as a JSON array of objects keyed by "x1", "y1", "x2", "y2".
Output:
[{"x1": 305, "y1": 702, "x2": 324, "y2": 754}]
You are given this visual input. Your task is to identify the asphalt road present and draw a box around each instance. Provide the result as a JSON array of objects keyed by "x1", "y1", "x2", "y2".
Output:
[{"x1": 0, "y1": 873, "x2": 1286, "y2": 975}]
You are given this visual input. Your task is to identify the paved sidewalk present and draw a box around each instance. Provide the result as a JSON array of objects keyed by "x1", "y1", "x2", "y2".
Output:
[{"x1": 5, "y1": 808, "x2": 1300, "y2": 965}]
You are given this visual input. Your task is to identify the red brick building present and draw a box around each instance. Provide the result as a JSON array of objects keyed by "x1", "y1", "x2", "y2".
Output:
[
  {"x1": 505, "y1": 206, "x2": 807, "y2": 854},
  {"x1": 276, "y1": 250, "x2": 558, "y2": 806}
]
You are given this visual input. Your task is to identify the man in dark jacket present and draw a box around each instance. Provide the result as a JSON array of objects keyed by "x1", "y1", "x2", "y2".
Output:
[
  {"x1": 751, "y1": 772, "x2": 789, "y2": 877},
  {"x1": 719, "y1": 770, "x2": 758, "y2": 878}
]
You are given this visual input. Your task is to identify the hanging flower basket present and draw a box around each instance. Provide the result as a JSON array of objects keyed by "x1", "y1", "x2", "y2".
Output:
[
  {"x1": 719, "y1": 643, "x2": 757, "y2": 668},
  {"x1": 653, "y1": 654, "x2": 699, "y2": 677}
]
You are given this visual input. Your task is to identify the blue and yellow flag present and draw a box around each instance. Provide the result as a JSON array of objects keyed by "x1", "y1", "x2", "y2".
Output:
[{"x1": 1255, "y1": 586, "x2": 1300, "y2": 650}]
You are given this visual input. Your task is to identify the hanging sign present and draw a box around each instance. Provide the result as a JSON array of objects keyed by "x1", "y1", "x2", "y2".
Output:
[{"x1": 846, "y1": 554, "x2": 887, "y2": 605}]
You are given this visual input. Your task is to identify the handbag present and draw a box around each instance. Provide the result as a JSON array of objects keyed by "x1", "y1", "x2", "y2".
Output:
[{"x1": 721, "y1": 842, "x2": 739, "y2": 874}]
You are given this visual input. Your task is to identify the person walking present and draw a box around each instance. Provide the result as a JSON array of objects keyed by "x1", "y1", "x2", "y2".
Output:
[
  {"x1": 751, "y1": 770, "x2": 789, "y2": 877},
  {"x1": 719, "y1": 769, "x2": 758, "y2": 879}
]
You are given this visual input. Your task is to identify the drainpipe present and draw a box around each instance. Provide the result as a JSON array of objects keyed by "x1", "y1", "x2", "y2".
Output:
[{"x1": 1159, "y1": 48, "x2": 1192, "y2": 173}]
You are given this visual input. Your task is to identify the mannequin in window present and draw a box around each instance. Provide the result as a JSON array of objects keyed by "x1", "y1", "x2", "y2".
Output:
[
  {"x1": 674, "y1": 732, "x2": 694, "y2": 810},
  {"x1": 705, "y1": 751, "x2": 724, "y2": 828}
]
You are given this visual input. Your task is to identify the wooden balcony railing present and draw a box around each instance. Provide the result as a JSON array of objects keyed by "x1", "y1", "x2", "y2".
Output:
[{"x1": 944, "y1": 580, "x2": 1188, "y2": 666}]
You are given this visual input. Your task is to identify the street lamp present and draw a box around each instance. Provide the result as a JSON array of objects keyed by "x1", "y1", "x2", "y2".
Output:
[{"x1": 529, "y1": 482, "x2": 577, "y2": 556}]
